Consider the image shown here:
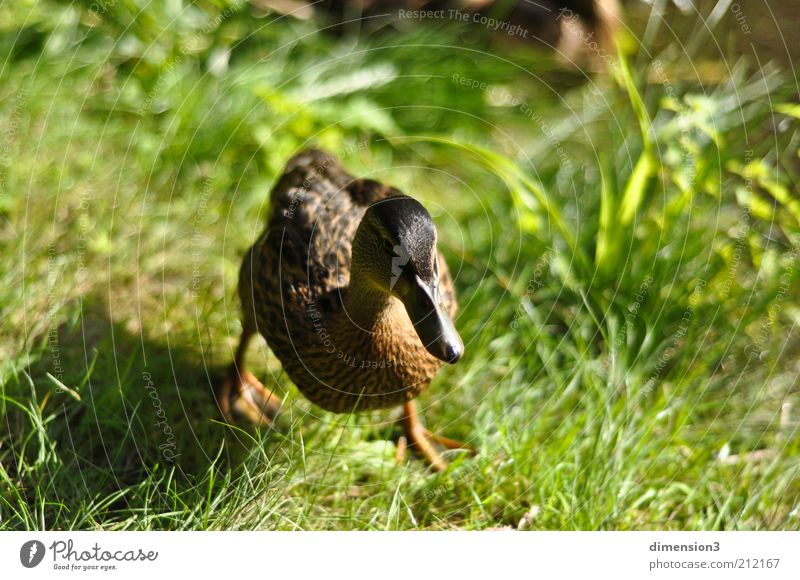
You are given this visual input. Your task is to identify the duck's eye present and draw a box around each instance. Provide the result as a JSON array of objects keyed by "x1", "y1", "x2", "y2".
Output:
[{"x1": 383, "y1": 239, "x2": 395, "y2": 254}]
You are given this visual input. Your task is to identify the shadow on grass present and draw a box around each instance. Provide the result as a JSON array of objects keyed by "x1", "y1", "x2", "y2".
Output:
[{"x1": 2, "y1": 291, "x2": 284, "y2": 529}]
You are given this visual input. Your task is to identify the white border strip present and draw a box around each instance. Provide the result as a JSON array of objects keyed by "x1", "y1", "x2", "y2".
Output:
[{"x1": 2, "y1": 531, "x2": 798, "y2": 579}]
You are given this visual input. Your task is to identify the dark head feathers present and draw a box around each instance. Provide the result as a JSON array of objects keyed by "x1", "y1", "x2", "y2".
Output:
[{"x1": 367, "y1": 195, "x2": 437, "y2": 282}]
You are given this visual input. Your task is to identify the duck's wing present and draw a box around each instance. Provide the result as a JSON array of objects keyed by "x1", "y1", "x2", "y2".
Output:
[
  {"x1": 344, "y1": 177, "x2": 403, "y2": 208},
  {"x1": 266, "y1": 149, "x2": 355, "y2": 224},
  {"x1": 268, "y1": 148, "x2": 404, "y2": 215}
]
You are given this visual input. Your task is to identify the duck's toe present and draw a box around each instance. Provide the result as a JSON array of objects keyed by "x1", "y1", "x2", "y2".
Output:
[
  {"x1": 397, "y1": 401, "x2": 476, "y2": 472},
  {"x1": 220, "y1": 368, "x2": 282, "y2": 427}
]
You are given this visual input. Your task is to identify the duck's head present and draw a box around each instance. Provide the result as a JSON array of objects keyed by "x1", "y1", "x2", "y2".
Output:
[{"x1": 352, "y1": 195, "x2": 463, "y2": 364}]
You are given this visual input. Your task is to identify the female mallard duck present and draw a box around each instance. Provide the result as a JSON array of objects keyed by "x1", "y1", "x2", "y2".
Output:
[{"x1": 219, "y1": 148, "x2": 469, "y2": 470}]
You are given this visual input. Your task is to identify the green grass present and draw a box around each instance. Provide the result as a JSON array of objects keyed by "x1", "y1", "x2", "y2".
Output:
[{"x1": 1, "y1": 0, "x2": 799, "y2": 530}]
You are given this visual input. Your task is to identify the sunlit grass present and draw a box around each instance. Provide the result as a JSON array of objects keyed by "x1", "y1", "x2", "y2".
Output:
[{"x1": 1, "y1": 0, "x2": 799, "y2": 530}]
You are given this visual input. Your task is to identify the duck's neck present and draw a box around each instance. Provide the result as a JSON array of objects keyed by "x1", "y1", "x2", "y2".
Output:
[
  {"x1": 338, "y1": 249, "x2": 436, "y2": 377},
  {"x1": 345, "y1": 266, "x2": 402, "y2": 330},
  {"x1": 343, "y1": 221, "x2": 412, "y2": 335}
]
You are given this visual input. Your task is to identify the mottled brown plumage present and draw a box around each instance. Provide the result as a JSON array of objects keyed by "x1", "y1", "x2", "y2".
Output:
[
  {"x1": 237, "y1": 148, "x2": 458, "y2": 412},
  {"x1": 220, "y1": 149, "x2": 470, "y2": 470},
  {"x1": 218, "y1": 150, "x2": 465, "y2": 470}
]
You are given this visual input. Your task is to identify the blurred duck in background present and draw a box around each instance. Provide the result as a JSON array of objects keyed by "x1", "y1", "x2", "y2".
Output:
[{"x1": 255, "y1": 0, "x2": 621, "y2": 59}]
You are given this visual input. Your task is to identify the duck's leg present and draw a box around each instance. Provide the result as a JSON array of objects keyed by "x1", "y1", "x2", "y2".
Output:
[
  {"x1": 398, "y1": 401, "x2": 475, "y2": 472},
  {"x1": 218, "y1": 329, "x2": 282, "y2": 426}
]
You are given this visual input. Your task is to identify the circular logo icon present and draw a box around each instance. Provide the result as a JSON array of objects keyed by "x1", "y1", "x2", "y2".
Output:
[{"x1": 20, "y1": 540, "x2": 46, "y2": 568}]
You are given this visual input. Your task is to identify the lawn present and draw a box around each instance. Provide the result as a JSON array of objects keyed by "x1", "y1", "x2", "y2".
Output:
[{"x1": 1, "y1": 0, "x2": 799, "y2": 530}]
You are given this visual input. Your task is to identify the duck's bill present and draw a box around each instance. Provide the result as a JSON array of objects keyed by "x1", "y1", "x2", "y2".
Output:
[{"x1": 403, "y1": 275, "x2": 464, "y2": 364}]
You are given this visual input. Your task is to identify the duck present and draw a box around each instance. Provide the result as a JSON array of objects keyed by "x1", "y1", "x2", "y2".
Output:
[{"x1": 218, "y1": 148, "x2": 470, "y2": 470}]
